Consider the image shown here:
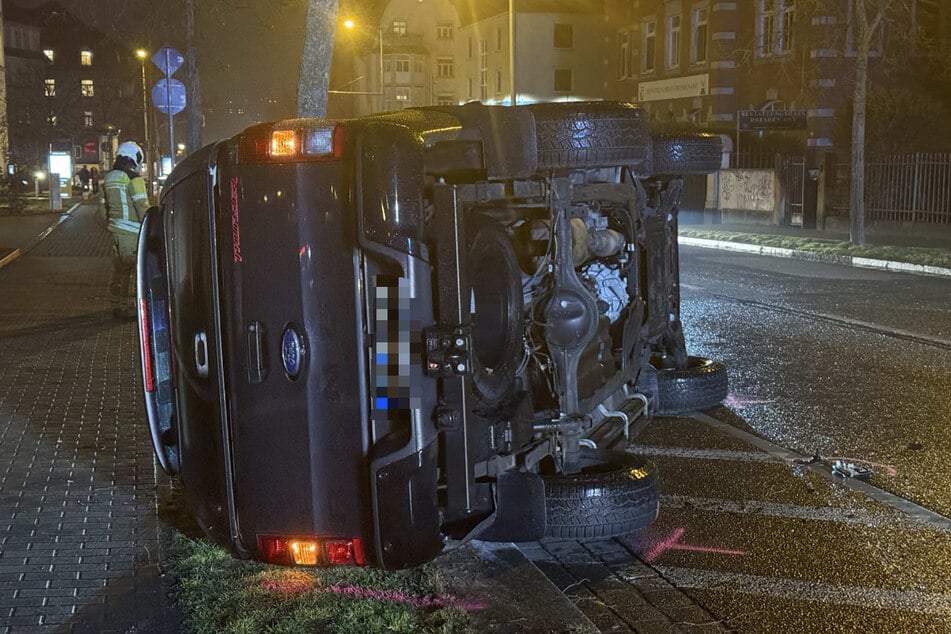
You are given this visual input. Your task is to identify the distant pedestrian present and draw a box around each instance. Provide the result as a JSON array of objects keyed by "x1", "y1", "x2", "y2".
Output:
[
  {"x1": 78, "y1": 166, "x2": 90, "y2": 190},
  {"x1": 98, "y1": 142, "x2": 150, "y2": 319},
  {"x1": 90, "y1": 167, "x2": 99, "y2": 194}
]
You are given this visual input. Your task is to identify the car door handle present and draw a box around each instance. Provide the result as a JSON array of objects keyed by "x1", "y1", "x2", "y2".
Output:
[{"x1": 194, "y1": 331, "x2": 209, "y2": 378}]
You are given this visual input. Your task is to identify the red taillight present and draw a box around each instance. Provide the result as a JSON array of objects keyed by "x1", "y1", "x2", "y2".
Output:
[
  {"x1": 139, "y1": 298, "x2": 155, "y2": 392},
  {"x1": 256, "y1": 535, "x2": 367, "y2": 567},
  {"x1": 241, "y1": 123, "x2": 343, "y2": 163}
]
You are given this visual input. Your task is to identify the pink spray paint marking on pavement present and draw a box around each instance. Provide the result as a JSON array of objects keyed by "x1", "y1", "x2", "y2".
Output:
[
  {"x1": 723, "y1": 393, "x2": 776, "y2": 409},
  {"x1": 323, "y1": 585, "x2": 486, "y2": 612},
  {"x1": 640, "y1": 528, "x2": 747, "y2": 564}
]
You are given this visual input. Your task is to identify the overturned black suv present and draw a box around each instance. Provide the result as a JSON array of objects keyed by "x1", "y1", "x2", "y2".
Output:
[{"x1": 137, "y1": 101, "x2": 727, "y2": 569}]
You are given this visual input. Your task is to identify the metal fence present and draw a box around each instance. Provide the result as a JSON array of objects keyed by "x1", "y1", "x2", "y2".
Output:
[{"x1": 830, "y1": 153, "x2": 951, "y2": 224}]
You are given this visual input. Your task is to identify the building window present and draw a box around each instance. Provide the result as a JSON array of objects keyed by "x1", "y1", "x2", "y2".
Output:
[
  {"x1": 392, "y1": 20, "x2": 407, "y2": 36},
  {"x1": 47, "y1": 114, "x2": 58, "y2": 126},
  {"x1": 479, "y1": 39, "x2": 488, "y2": 101},
  {"x1": 395, "y1": 56, "x2": 410, "y2": 73},
  {"x1": 81, "y1": 79, "x2": 94, "y2": 97},
  {"x1": 11, "y1": 29, "x2": 21, "y2": 49},
  {"x1": 914, "y1": 0, "x2": 940, "y2": 51},
  {"x1": 554, "y1": 23, "x2": 573, "y2": 49},
  {"x1": 438, "y1": 94, "x2": 455, "y2": 106},
  {"x1": 384, "y1": 58, "x2": 392, "y2": 72},
  {"x1": 666, "y1": 14, "x2": 681, "y2": 69},
  {"x1": 44, "y1": 78, "x2": 55, "y2": 97},
  {"x1": 83, "y1": 111, "x2": 93, "y2": 126},
  {"x1": 43, "y1": 48, "x2": 54, "y2": 62},
  {"x1": 437, "y1": 57, "x2": 454, "y2": 78},
  {"x1": 467, "y1": 77, "x2": 473, "y2": 100},
  {"x1": 757, "y1": 0, "x2": 795, "y2": 56},
  {"x1": 643, "y1": 20, "x2": 657, "y2": 72},
  {"x1": 780, "y1": 0, "x2": 795, "y2": 53},
  {"x1": 692, "y1": 7, "x2": 708, "y2": 64},
  {"x1": 554, "y1": 68, "x2": 572, "y2": 92},
  {"x1": 395, "y1": 87, "x2": 409, "y2": 102},
  {"x1": 437, "y1": 23, "x2": 453, "y2": 40},
  {"x1": 80, "y1": 49, "x2": 93, "y2": 66},
  {"x1": 414, "y1": 57, "x2": 424, "y2": 73},
  {"x1": 496, "y1": 69, "x2": 503, "y2": 94}
]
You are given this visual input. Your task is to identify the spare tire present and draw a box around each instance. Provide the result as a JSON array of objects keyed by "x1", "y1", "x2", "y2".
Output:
[
  {"x1": 652, "y1": 355, "x2": 728, "y2": 415},
  {"x1": 649, "y1": 133, "x2": 723, "y2": 176},
  {"x1": 530, "y1": 102, "x2": 650, "y2": 172},
  {"x1": 467, "y1": 216, "x2": 524, "y2": 407},
  {"x1": 542, "y1": 448, "x2": 659, "y2": 539}
]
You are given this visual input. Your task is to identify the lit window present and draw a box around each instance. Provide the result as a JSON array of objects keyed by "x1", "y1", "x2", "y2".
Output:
[
  {"x1": 692, "y1": 7, "x2": 709, "y2": 64},
  {"x1": 44, "y1": 78, "x2": 55, "y2": 97},
  {"x1": 392, "y1": 20, "x2": 407, "y2": 36},
  {"x1": 643, "y1": 20, "x2": 657, "y2": 72},
  {"x1": 554, "y1": 68, "x2": 572, "y2": 92},
  {"x1": 395, "y1": 87, "x2": 409, "y2": 102},
  {"x1": 437, "y1": 23, "x2": 453, "y2": 40},
  {"x1": 47, "y1": 114, "x2": 58, "y2": 126},
  {"x1": 81, "y1": 79, "x2": 94, "y2": 97},
  {"x1": 554, "y1": 23, "x2": 573, "y2": 49},
  {"x1": 437, "y1": 57, "x2": 454, "y2": 78},
  {"x1": 666, "y1": 14, "x2": 681, "y2": 69},
  {"x1": 83, "y1": 111, "x2": 93, "y2": 126},
  {"x1": 43, "y1": 48, "x2": 54, "y2": 62},
  {"x1": 80, "y1": 49, "x2": 93, "y2": 66}
]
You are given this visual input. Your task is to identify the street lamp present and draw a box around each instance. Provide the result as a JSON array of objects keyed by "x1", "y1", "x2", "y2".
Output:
[
  {"x1": 135, "y1": 49, "x2": 150, "y2": 187},
  {"x1": 341, "y1": 19, "x2": 384, "y2": 113}
]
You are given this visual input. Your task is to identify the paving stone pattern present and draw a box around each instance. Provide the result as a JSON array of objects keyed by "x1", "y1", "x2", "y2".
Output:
[
  {"x1": 0, "y1": 205, "x2": 177, "y2": 632},
  {"x1": 518, "y1": 538, "x2": 728, "y2": 633}
]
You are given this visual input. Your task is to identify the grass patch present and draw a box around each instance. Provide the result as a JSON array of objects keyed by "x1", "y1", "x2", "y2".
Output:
[
  {"x1": 166, "y1": 535, "x2": 475, "y2": 634},
  {"x1": 679, "y1": 228, "x2": 951, "y2": 269}
]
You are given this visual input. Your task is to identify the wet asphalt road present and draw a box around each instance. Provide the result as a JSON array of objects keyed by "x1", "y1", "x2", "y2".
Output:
[
  {"x1": 677, "y1": 246, "x2": 951, "y2": 518},
  {"x1": 618, "y1": 245, "x2": 951, "y2": 632}
]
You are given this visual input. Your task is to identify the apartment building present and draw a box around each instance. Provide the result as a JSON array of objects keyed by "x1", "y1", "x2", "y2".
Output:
[
  {"x1": 605, "y1": 0, "x2": 950, "y2": 162},
  {"x1": 4, "y1": 2, "x2": 139, "y2": 174}
]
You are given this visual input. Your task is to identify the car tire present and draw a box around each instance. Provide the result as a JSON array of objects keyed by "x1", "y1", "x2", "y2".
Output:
[
  {"x1": 649, "y1": 133, "x2": 723, "y2": 176},
  {"x1": 542, "y1": 448, "x2": 659, "y2": 539},
  {"x1": 652, "y1": 355, "x2": 728, "y2": 415},
  {"x1": 530, "y1": 102, "x2": 651, "y2": 172},
  {"x1": 467, "y1": 216, "x2": 524, "y2": 407}
]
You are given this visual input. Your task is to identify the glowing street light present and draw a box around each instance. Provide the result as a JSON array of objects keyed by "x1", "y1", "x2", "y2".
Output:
[
  {"x1": 341, "y1": 19, "x2": 384, "y2": 113},
  {"x1": 135, "y1": 49, "x2": 151, "y2": 185}
]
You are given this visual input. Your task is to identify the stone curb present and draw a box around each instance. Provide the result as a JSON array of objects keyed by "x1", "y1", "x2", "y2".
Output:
[
  {"x1": 0, "y1": 202, "x2": 83, "y2": 271},
  {"x1": 679, "y1": 236, "x2": 951, "y2": 279}
]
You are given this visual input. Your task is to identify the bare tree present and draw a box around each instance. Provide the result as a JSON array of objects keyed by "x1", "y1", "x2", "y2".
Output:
[
  {"x1": 847, "y1": 0, "x2": 888, "y2": 245},
  {"x1": 298, "y1": 0, "x2": 339, "y2": 118}
]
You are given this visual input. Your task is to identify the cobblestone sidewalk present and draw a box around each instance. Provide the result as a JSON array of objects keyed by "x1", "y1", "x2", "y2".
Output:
[{"x1": 0, "y1": 203, "x2": 179, "y2": 632}]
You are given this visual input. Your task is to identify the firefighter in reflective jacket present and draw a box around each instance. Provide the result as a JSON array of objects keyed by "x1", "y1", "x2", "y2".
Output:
[{"x1": 99, "y1": 141, "x2": 150, "y2": 318}]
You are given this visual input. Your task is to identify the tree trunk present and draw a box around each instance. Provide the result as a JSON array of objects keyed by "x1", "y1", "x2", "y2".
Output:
[
  {"x1": 297, "y1": 0, "x2": 339, "y2": 118},
  {"x1": 849, "y1": 0, "x2": 873, "y2": 246},
  {"x1": 185, "y1": 0, "x2": 203, "y2": 155}
]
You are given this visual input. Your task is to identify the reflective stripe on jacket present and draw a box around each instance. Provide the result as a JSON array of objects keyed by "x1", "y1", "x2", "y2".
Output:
[{"x1": 101, "y1": 169, "x2": 149, "y2": 235}]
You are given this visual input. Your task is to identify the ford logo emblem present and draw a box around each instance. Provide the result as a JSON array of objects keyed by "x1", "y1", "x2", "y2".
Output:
[{"x1": 281, "y1": 325, "x2": 305, "y2": 380}]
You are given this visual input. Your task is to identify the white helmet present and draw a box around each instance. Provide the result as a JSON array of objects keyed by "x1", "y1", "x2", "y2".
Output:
[{"x1": 116, "y1": 141, "x2": 144, "y2": 169}]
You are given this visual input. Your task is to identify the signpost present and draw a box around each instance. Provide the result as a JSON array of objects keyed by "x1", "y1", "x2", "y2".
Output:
[{"x1": 151, "y1": 47, "x2": 186, "y2": 172}]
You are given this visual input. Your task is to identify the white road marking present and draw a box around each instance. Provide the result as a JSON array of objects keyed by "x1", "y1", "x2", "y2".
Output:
[{"x1": 654, "y1": 566, "x2": 951, "y2": 615}]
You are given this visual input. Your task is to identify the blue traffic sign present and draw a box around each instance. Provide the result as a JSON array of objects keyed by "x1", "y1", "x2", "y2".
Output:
[
  {"x1": 151, "y1": 78, "x2": 187, "y2": 116},
  {"x1": 151, "y1": 47, "x2": 183, "y2": 76}
]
